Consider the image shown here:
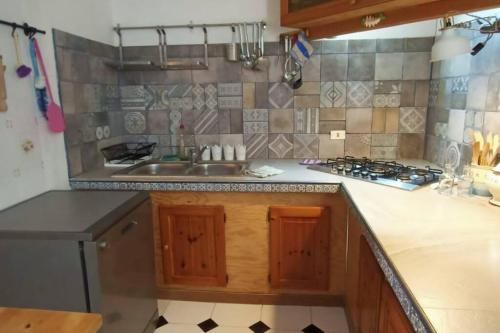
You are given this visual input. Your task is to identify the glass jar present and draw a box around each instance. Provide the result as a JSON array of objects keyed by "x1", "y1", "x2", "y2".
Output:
[
  {"x1": 437, "y1": 163, "x2": 455, "y2": 196},
  {"x1": 456, "y1": 165, "x2": 473, "y2": 197}
]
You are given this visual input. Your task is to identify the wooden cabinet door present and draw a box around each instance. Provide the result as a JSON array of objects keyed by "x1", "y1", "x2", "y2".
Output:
[
  {"x1": 269, "y1": 206, "x2": 330, "y2": 290},
  {"x1": 346, "y1": 208, "x2": 362, "y2": 332},
  {"x1": 358, "y1": 236, "x2": 383, "y2": 333},
  {"x1": 378, "y1": 280, "x2": 414, "y2": 333},
  {"x1": 157, "y1": 205, "x2": 226, "y2": 287}
]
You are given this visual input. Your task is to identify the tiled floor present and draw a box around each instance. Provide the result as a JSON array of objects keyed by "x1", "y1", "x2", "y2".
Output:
[{"x1": 156, "y1": 300, "x2": 349, "y2": 333}]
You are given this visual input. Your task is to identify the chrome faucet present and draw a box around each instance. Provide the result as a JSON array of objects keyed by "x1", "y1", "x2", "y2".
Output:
[{"x1": 189, "y1": 146, "x2": 208, "y2": 167}]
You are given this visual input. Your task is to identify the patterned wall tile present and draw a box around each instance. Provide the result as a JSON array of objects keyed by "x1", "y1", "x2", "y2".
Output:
[
  {"x1": 218, "y1": 96, "x2": 242, "y2": 109},
  {"x1": 451, "y1": 76, "x2": 469, "y2": 93},
  {"x1": 120, "y1": 86, "x2": 146, "y2": 111},
  {"x1": 294, "y1": 82, "x2": 320, "y2": 95},
  {"x1": 346, "y1": 108, "x2": 372, "y2": 133},
  {"x1": 375, "y1": 81, "x2": 401, "y2": 94},
  {"x1": 319, "y1": 134, "x2": 344, "y2": 158},
  {"x1": 147, "y1": 111, "x2": 169, "y2": 134},
  {"x1": 320, "y1": 82, "x2": 346, "y2": 108},
  {"x1": 205, "y1": 84, "x2": 218, "y2": 110},
  {"x1": 373, "y1": 94, "x2": 401, "y2": 108},
  {"x1": 218, "y1": 109, "x2": 231, "y2": 134},
  {"x1": 166, "y1": 84, "x2": 192, "y2": 98},
  {"x1": 124, "y1": 111, "x2": 146, "y2": 134},
  {"x1": 218, "y1": 83, "x2": 242, "y2": 96},
  {"x1": 268, "y1": 134, "x2": 293, "y2": 158},
  {"x1": 347, "y1": 81, "x2": 374, "y2": 107},
  {"x1": 243, "y1": 83, "x2": 255, "y2": 108},
  {"x1": 345, "y1": 134, "x2": 371, "y2": 157},
  {"x1": 294, "y1": 95, "x2": 320, "y2": 108},
  {"x1": 320, "y1": 82, "x2": 334, "y2": 107},
  {"x1": 293, "y1": 134, "x2": 319, "y2": 158},
  {"x1": 371, "y1": 146, "x2": 398, "y2": 159},
  {"x1": 243, "y1": 122, "x2": 268, "y2": 134},
  {"x1": 243, "y1": 109, "x2": 268, "y2": 122},
  {"x1": 255, "y1": 82, "x2": 269, "y2": 108},
  {"x1": 192, "y1": 83, "x2": 205, "y2": 112},
  {"x1": 268, "y1": 83, "x2": 293, "y2": 108},
  {"x1": 372, "y1": 108, "x2": 399, "y2": 133},
  {"x1": 269, "y1": 109, "x2": 294, "y2": 133},
  {"x1": 244, "y1": 134, "x2": 268, "y2": 159},
  {"x1": 194, "y1": 109, "x2": 218, "y2": 134},
  {"x1": 371, "y1": 134, "x2": 398, "y2": 146},
  {"x1": 294, "y1": 108, "x2": 319, "y2": 134},
  {"x1": 399, "y1": 107, "x2": 426, "y2": 133},
  {"x1": 169, "y1": 109, "x2": 182, "y2": 134}
]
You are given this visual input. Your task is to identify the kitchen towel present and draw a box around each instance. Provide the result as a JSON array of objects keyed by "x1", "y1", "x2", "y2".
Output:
[
  {"x1": 246, "y1": 166, "x2": 284, "y2": 178},
  {"x1": 290, "y1": 31, "x2": 314, "y2": 66}
]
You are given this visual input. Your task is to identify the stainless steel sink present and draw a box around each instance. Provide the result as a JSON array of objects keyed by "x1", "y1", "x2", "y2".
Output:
[{"x1": 112, "y1": 160, "x2": 248, "y2": 178}]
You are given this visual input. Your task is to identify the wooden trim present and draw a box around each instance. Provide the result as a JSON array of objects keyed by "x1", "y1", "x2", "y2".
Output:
[
  {"x1": 282, "y1": 0, "x2": 439, "y2": 27},
  {"x1": 306, "y1": 0, "x2": 500, "y2": 39},
  {"x1": 157, "y1": 288, "x2": 345, "y2": 306}
]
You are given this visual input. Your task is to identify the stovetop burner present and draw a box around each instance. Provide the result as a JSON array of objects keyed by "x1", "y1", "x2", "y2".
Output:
[{"x1": 307, "y1": 156, "x2": 443, "y2": 191}]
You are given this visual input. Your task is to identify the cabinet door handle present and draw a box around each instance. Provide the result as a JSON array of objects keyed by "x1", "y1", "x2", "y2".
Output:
[
  {"x1": 121, "y1": 220, "x2": 138, "y2": 235},
  {"x1": 98, "y1": 241, "x2": 109, "y2": 250},
  {"x1": 163, "y1": 244, "x2": 169, "y2": 250}
]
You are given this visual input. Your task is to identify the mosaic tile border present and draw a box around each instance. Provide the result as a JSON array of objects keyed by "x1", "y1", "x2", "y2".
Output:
[
  {"x1": 70, "y1": 180, "x2": 340, "y2": 193},
  {"x1": 341, "y1": 189, "x2": 433, "y2": 333}
]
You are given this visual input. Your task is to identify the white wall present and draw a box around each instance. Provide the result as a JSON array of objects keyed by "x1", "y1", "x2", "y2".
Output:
[
  {"x1": 0, "y1": 0, "x2": 113, "y2": 210},
  {"x1": 111, "y1": 0, "x2": 437, "y2": 46}
]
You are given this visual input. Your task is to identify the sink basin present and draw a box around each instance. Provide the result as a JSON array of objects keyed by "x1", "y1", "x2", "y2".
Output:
[
  {"x1": 112, "y1": 160, "x2": 248, "y2": 178},
  {"x1": 189, "y1": 163, "x2": 247, "y2": 176}
]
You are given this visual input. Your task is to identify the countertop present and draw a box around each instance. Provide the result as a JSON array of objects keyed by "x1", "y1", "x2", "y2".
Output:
[
  {"x1": 73, "y1": 159, "x2": 500, "y2": 333},
  {"x1": 0, "y1": 190, "x2": 147, "y2": 241},
  {"x1": 0, "y1": 307, "x2": 102, "y2": 333}
]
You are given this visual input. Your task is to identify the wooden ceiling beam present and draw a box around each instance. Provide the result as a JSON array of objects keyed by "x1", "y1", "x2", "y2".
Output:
[{"x1": 305, "y1": 0, "x2": 500, "y2": 39}]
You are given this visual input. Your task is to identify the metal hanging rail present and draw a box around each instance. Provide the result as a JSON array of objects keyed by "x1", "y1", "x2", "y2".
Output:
[
  {"x1": 109, "y1": 21, "x2": 266, "y2": 71},
  {"x1": 113, "y1": 21, "x2": 266, "y2": 32},
  {"x1": 0, "y1": 19, "x2": 45, "y2": 36}
]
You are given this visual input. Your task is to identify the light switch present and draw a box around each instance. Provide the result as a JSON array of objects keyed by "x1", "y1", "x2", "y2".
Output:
[{"x1": 330, "y1": 130, "x2": 346, "y2": 140}]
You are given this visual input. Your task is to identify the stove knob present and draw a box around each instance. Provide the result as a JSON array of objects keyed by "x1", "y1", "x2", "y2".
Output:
[
  {"x1": 361, "y1": 171, "x2": 369, "y2": 178},
  {"x1": 369, "y1": 173, "x2": 378, "y2": 180},
  {"x1": 352, "y1": 170, "x2": 360, "y2": 177}
]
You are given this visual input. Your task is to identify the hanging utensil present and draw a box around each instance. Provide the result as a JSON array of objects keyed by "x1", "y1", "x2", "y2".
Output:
[
  {"x1": 33, "y1": 38, "x2": 65, "y2": 132},
  {"x1": 292, "y1": 65, "x2": 303, "y2": 90},
  {"x1": 156, "y1": 28, "x2": 164, "y2": 67},
  {"x1": 162, "y1": 28, "x2": 168, "y2": 67},
  {"x1": 12, "y1": 31, "x2": 31, "y2": 78},
  {"x1": 238, "y1": 24, "x2": 246, "y2": 62},
  {"x1": 225, "y1": 25, "x2": 239, "y2": 62}
]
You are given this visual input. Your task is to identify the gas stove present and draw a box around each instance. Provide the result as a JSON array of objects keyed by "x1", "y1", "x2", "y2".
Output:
[{"x1": 308, "y1": 157, "x2": 443, "y2": 191}]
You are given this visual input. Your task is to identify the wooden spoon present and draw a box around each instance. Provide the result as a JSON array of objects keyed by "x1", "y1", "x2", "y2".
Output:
[
  {"x1": 474, "y1": 131, "x2": 484, "y2": 151},
  {"x1": 480, "y1": 142, "x2": 490, "y2": 166},
  {"x1": 472, "y1": 141, "x2": 481, "y2": 165}
]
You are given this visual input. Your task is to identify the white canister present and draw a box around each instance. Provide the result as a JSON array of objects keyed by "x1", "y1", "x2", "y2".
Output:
[
  {"x1": 211, "y1": 145, "x2": 222, "y2": 161},
  {"x1": 235, "y1": 144, "x2": 246, "y2": 161},
  {"x1": 200, "y1": 145, "x2": 211, "y2": 161},
  {"x1": 223, "y1": 144, "x2": 234, "y2": 161},
  {"x1": 485, "y1": 164, "x2": 500, "y2": 207}
]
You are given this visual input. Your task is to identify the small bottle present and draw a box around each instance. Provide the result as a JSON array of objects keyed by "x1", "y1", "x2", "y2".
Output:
[
  {"x1": 438, "y1": 163, "x2": 455, "y2": 196},
  {"x1": 178, "y1": 124, "x2": 186, "y2": 160}
]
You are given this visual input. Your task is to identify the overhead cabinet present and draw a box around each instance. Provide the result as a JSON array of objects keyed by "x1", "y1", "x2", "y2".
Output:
[
  {"x1": 269, "y1": 206, "x2": 330, "y2": 290},
  {"x1": 155, "y1": 204, "x2": 227, "y2": 287},
  {"x1": 281, "y1": 0, "x2": 500, "y2": 39}
]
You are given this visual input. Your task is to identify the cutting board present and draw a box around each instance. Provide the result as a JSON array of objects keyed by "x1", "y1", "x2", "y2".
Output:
[{"x1": 0, "y1": 55, "x2": 7, "y2": 112}]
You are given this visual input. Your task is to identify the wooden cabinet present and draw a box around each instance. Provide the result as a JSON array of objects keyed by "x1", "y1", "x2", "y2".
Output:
[
  {"x1": 269, "y1": 206, "x2": 330, "y2": 290},
  {"x1": 378, "y1": 280, "x2": 414, "y2": 333},
  {"x1": 281, "y1": 0, "x2": 500, "y2": 39},
  {"x1": 155, "y1": 205, "x2": 226, "y2": 287},
  {"x1": 358, "y1": 236, "x2": 383, "y2": 333},
  {"x1": 345, "y1": 208, "x2": 362, "y2": 332}
]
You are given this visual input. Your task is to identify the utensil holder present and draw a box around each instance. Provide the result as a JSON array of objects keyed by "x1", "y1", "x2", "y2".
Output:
[
  {"x1": 235, "y1": 144, "x2": 246, "y2": 161},
  {"x1": 200, "y1": 145, "x2": 211, "y2": 161},
  {"x1": 211, "y1": 145, "x2": 222, "y2": 161},
  {"x1": 223, "y1": 144, "x2": 234, "y2": 160}
]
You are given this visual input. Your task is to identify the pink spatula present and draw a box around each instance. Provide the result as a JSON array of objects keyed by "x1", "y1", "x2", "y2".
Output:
[{"x1": 33, "y1": 38, "x2": 65, "y2": 132}]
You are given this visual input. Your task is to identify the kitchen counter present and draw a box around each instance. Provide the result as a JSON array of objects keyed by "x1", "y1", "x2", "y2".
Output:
[
  {"x1": 0, "y1": 307, "x2": 102, "y2": 333},
  {"x1": 0, "y1": 190, "x2": 147, "y2": 240},
  {"x1": 71, "y1": 160, "x2": 500, "y2": 333}
]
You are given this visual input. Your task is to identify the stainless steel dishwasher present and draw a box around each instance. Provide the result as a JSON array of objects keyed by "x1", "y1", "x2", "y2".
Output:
[{"x1": 84, "y1": 200, "x2": 157, "y2": 333}]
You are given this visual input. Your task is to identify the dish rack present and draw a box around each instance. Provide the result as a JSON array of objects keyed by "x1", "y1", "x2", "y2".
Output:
[{"x1": 101, "y1": 142, "x2": 156, "y2": 164}]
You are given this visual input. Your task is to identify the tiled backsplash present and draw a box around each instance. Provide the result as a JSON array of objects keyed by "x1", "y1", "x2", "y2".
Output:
[
  {"x1": 55, "y1": 29, "x2": 435, "y2": 176},
  {"x1": 425, "y1": 31, "x2": 500, "y2": 172}
]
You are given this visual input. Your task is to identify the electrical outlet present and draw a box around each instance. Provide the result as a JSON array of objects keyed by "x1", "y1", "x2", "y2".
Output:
[{"x1": 330, "y1": 130, "x2": 346, "y2": 140}]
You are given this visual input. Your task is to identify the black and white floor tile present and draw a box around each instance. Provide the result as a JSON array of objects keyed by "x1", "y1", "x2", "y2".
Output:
[{"x1": 156, "y1": 300, "x2": 349, "y2": 333}]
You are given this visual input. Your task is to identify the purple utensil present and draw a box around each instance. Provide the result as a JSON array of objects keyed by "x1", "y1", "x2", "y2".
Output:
[{"x1": 13, "y1": 32, "x2": 32, "y2": 78}]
